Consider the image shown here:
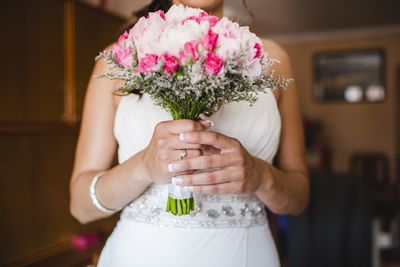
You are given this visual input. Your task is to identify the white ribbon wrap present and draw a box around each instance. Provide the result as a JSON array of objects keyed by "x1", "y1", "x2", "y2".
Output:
[{"x1": 168, "y1": 176, "x2": 193, "y2": 199}]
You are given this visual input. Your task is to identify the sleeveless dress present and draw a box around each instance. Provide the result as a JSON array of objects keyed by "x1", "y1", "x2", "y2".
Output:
[{"x1": 97, "y1": 87, "x2": 282, "y2": 267}]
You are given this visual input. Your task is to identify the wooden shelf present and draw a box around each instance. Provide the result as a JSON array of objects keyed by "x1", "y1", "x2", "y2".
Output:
[
  {"x1": 0, "y1": 121, "x2": 80, "y2": 135},
  {"x1": 3, "y1": 239, "x2": 102, "y2": 267}
]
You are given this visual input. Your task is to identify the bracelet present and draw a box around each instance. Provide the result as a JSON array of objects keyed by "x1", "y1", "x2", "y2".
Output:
[{"x1": 89, "y1": 171, "x2": 119, "y2": 213}]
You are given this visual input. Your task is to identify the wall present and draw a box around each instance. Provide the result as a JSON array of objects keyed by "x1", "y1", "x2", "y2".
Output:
[{"x1": 278, "y1": 32, "x2": 400, "y2": 179}]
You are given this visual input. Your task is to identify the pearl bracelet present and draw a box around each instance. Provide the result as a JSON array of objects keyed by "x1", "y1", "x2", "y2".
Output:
[{"x1": 89, "y1": 171, "x2": 119, "y2": 213}]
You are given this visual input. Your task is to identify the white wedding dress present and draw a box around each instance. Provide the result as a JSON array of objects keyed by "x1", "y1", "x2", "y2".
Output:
[{"x1": 97, "y1": 87, "x2": 282, "y2": 267}]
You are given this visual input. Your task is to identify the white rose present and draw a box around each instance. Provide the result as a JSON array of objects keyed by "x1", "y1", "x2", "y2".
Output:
[
  {"x1": 213, "y1": 18, "x2": 242, "y2": 60},
  {"x1": 135, "y1": 35, "x2": 162, "y2": 59},
  {"x1": 243, "y1": 59, "x2": 263, "y2": 82},
  {"x1": 213, "y1": 17, "x2": 241, "y2": 39},
  {"x1": 215, "y1": 35, "x2": 240, "y2": 60},
  {"x1": 130, "y1": 13, "x2": 165, "y2": 42},
  {"x1": 157, "y1": 20, "x2": 205, "y2": 57},
  {"x1": 190, "y1": 61, "x2": 205, "y2": 84},
  {"x1": 165, "y1": 4, "x2": 202, "y2": 24}
]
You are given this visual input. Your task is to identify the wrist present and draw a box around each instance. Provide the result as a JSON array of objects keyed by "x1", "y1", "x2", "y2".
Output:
[
  {"x1": 254, "y1": 157, "x2": 275, "y2": 194},
  {"x1": 132, "y1": 149, "x2": 153, "y2": 185},
  {"x1": 89, "y1": 171, "x2": 121, "y2": 213}
]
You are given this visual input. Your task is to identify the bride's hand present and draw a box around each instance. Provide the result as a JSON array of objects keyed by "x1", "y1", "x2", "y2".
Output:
[
  {"x1": 141, "y1": 119, "x2": 213, "y2": 184},
  {"x1": 167, "y1": 131, "x2": 266, "y2": 194}
]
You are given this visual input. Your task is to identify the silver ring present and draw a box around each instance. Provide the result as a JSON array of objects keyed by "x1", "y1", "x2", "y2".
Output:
[{"x1": 180, "y1": 149, "x2": 187, "y2": 159}]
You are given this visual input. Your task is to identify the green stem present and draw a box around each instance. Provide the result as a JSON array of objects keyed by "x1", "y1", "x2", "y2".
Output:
[
  {"x1": 166, "y1": 197, "x2": 170, "y2": 211},
  {"x1": 165, "y1": 95, "x2": 209, "y2": 120},
  {"x1": 177, "y1": 199, "x2": 182, "y2": 215},
  {"x1": 171, "y1": 198, "x2": 177, "y2": 215},
  {"x1": 166, "y1": 197, "x2": 195, "y2": 215},
  {"x1": 188, "y1": 199, "x2": 191, "y2": 214},
  {"x1": 181, "y1": 199, "x2": 187, "y2": 214}
]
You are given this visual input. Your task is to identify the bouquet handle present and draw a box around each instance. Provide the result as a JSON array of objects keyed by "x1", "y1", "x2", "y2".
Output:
[{"x1": 166, "y1": 178, "x2": 195, "y2": 215}]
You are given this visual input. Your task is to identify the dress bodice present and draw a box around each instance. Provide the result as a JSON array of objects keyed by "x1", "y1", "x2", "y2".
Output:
[
  {"x1": 113, "y1": 88, "x2": 281, "y2": 228},
  {"x1": 114, "y1": 88, "x2": 281, "y2": 165}
]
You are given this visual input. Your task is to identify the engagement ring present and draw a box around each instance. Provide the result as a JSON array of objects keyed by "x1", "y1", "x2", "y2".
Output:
[{"x1": 180, "y1": 149, "x2": 187, "y2": 159}]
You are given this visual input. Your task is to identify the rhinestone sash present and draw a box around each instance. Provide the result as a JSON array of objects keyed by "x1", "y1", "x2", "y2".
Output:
[{"x1": 120, "y1": 184, "x2": 268, "y2": 228}]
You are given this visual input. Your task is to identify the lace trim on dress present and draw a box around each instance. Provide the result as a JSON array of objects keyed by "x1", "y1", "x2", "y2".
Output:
[{"x1": 120, "y1": 184, "x2": 268, "y2": 228}]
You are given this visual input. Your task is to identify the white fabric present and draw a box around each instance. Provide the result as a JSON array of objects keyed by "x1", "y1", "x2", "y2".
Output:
[
  {"x1": 98, "y1": 220, "x2": 280, "y2": 267},
  {"x1": 98, "y1": 87, "x2": 282, "y2": 267}
]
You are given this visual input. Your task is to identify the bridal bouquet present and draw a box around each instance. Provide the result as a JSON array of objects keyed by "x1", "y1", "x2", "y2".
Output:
[{"x1": 96, "y1": 4, "x2": 293, "y2": 215}]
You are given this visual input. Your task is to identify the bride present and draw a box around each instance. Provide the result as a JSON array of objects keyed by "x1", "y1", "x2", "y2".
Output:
[{"x1": 69, "y1": 0, "x2": 309, "y2": 266}]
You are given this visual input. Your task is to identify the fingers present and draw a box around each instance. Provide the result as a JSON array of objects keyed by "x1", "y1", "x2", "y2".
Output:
[
  {"x1": 164, "y1": 137, "x2": 204, "y2": 150},
  {"x1": 168, "y1": 153, "x2": 243, "y2": 173},
  {"x1": 201, "y1": 145, "x2": 221, "y2": 156},
  {"x1": 198, "y1": 119, "x2": 214, "y2": 128},
  {"x1": 192, "y1": 181, "x2": 245, "y2": 194},
  {"x1": 156, "y1": 119, "x2": 212, "y2": 135},
  {"x1": 182, "y1": 166, "x2": 242, "y2": 186},
  {"x1": 148, "y1": 119, "x2": 214, "y2": 183},
  {"x1": 179, "y1": 131, "x2": 238, "y2": 150},
  {"x1": 154, "y1": 120, "x2": 214, "y2": 150},
  {"x1": 171, "y1": 149, "x2": 202, "y2": 161}
]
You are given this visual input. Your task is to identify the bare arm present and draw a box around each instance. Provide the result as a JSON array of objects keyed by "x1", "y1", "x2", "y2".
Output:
[
  {"x1": 69, "y1": 56, "x2": 211, "y2": 224},
  {"x1": 69, "y1": 58, "x2": 151, "y2": 224},
  {"x1": 166, "y1": 40, "x2": 310, "y2": 216},
  {"x1": 253, "y1": 40, "x2": 309, "y2": 215}
]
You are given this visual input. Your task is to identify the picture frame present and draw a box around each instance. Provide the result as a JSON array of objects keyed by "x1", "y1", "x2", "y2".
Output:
[{"x1": 313, "y1": 48, "x2": 386, "y2": 103}]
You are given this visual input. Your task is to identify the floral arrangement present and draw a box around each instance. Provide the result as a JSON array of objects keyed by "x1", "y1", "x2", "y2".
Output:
[{"x1": 96, "y1": 4, "x2": 293, "y2": 215}]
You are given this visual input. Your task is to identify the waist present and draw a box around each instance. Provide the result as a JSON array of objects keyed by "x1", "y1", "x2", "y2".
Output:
[{"x1": 120, "y1": 184, "x2": 268, "y2": 229}]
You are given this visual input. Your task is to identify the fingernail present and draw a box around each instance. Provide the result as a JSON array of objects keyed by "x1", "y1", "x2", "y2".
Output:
[
  {"x1": 171, "y1": 176, "x2": 184, "y2": 185},
  {"x1": 204, "y1": 120, "x2": 214, "y2": 127},
  {"x1": 179, "y1": 133, "x2": 187, "y2": 141},
  {"x1": 168, "y1": 163, "x2": 180, "y2": 172},
  {"x1": 199, "y1": 119, "x2": 214, "y2": 128}
]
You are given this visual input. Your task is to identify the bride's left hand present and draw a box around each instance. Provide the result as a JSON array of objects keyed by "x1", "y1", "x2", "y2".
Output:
[{"x1": 167, "y1": 130, "x2": 267, "y2": 194}]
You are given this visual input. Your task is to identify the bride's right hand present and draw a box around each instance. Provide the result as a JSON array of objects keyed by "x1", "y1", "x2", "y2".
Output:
[{"x1": 141, "y1": 119, "x2": 213, "y2": 184}]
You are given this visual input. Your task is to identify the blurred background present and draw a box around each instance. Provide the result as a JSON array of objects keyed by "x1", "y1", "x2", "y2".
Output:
[{"x1": 0, "y1": 0, "x2": 399, "y2": 266}]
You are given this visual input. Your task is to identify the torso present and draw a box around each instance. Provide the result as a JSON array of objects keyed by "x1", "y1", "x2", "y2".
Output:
[{"x1": 99, "y1": 72, "x2": 283, "y2": 267}]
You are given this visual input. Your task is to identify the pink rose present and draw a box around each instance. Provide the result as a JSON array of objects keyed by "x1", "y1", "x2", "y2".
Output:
[
  {"x1": 253, "y1": 43, "x2": 262, "y2": 59},
  {"x1": 129, "y1": 12, "x2": 166, "y2": 58},
  {"x1": 162, "y1": 53, "x2": 179, "y2": 74},
  {"x1": 156, "y1": 10, "x2": 165, "y2": 20},
  {"x1": 145, "y1": 10, "x2": 164, "y2": 19},
  {"x1": 204, "y1": 53, "x2": 223, "y2": 75},
  {"x1": 183, "y1": 41, "x2": 199, "y2": 62},
  {"x1": 201, "y1": 29, "x2": 218, "y2": 51},
  {"x1": 111, "y1": 43, "x2": 133, "y2": 68},
  {"x1": 181, "y1": 15, "x2": 198, "y2": 24},
  {"x1": 137, "y1": 54, "x2": 159, "y2": 74},
  {"x1": 197, "y1": 11, "x2": 220, "y2": 26},
  {"x1": 181, "y1": 11, "x2": 219, "y2": 26},
  {"x1": 118, "y1": 31, "x2": 129, "y2": 43}
]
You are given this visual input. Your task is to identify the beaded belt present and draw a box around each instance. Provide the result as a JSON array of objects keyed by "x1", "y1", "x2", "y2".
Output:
[{"x1": 120, "y1": 184, "x2": 268, "y2": 229}]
